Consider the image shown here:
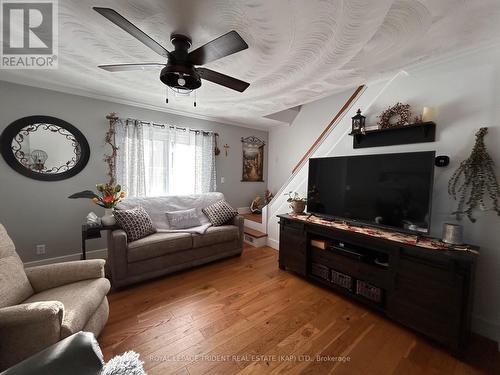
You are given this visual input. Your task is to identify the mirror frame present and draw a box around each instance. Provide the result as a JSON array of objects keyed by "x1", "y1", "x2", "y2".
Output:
[{"x1": 0, "y1": 115, "x2": 91, "y2": 181}]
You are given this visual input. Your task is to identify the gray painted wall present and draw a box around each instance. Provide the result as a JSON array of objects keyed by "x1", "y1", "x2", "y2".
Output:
[{"x1": 0, "y1": 81, "x2": 267, "y2": 262}]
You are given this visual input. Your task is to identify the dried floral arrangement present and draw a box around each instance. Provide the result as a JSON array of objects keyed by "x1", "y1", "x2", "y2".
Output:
[
  {"x1": 377, "y1": 102, "x2": 411, "y2": 129},
  {"x1": 448, "y1": 127, "x2": 500, "y2": 222},
  {"x1": 104, "y1": 113, "x2": 119, "y2": 184}
]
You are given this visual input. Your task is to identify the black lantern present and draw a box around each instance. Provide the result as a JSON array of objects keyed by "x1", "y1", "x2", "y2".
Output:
[{"x1": 350, "y1": 109, "x2": 366, "y2": 135}]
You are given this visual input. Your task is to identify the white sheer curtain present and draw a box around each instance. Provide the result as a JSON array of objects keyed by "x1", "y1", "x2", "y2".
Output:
[{"x1": 115, "y1": 119, "x2": 216, "y2": 197}]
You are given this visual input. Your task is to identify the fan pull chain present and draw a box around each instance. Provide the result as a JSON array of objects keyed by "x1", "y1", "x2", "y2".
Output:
[
  {"x1": 165, "y1": 86, "x2": 169, "y2": 104},
  {"x1": 194, "y1": 90, "x2": 197, "y2": 107}
]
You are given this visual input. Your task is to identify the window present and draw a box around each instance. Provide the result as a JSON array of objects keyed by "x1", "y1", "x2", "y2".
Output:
[{"x1": 115, "y1": 119, "x2": 216, "y2": 197}]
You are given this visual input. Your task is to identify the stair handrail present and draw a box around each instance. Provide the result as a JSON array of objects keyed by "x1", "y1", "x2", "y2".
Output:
[{"x1": 267, "y1": 84, "x2": 366, "y2": 209}]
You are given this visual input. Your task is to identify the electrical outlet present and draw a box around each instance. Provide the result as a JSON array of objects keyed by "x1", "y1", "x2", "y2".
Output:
[
  {"x1": 35, "y1": 244, "x2": 46, "y2": 255},
  {"x1": 221, "y1": 177, "x2": 225, "y2": 184}
]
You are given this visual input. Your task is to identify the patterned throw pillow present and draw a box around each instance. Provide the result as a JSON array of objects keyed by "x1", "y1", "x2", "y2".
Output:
[
  {"x1": 166, "y1": 208, "x2": 202, "y2": 229},
  {"x1": 202, "y1": 200, "x2": 238, "y2": 226},
  {"x1": 114, "y1": 207, "x2": 156, "y2": 242}
]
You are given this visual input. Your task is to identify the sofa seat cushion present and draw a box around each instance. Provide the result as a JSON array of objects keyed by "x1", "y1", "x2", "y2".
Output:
[
  {"x1": 23, "y1": 278, "x2": 111, "y2": 338},
  {"x1": 192, "y1": 225, "x2": 239, "y2": 248},
  {"x1": 127, "y1": 232, "x2": 193, "y2": 263}
]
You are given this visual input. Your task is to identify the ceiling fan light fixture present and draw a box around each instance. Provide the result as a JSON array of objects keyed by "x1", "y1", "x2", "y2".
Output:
[
  {"x1": 160, "y1": 65, "x2": 201, "y2": 90},
  {"x1": 170, "y1": 87, "x2": 193, "y2": 96}
]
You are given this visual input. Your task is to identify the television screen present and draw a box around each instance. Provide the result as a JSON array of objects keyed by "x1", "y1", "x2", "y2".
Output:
[{"x1": 307, "y1": 151, "x2": 435, "y2": 233}]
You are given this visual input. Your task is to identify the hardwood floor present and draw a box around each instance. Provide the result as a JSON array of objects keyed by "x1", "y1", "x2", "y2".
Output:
[{"x1": 99, "y1": 246, "x2": 499, "y2": 375}]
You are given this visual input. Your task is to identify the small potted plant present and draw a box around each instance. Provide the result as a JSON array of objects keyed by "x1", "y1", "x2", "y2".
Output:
[{"x1": 285, "y1": 191, "x2": 307, "y2": 214}]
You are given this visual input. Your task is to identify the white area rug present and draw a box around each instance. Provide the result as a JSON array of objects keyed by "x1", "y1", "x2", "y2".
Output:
[{"x1": 102, "y1": 351, "x2": 146, "y2": 375}]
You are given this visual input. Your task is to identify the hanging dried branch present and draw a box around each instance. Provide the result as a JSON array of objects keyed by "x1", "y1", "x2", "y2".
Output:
[
  {"x1": 104, "y1": 113, "x2": 119, "y2": 185},
  {"x1": 448, "y1": 127, "x2": 500, "y2": 222}
]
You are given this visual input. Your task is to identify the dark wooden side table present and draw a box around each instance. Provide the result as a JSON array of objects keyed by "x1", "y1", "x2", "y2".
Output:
[{"x1": 81, "y1": 224, "x2": 118, "y2": 260}]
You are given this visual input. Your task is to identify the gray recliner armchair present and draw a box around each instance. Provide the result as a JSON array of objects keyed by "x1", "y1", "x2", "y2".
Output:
[{"x1": 0, "y1": 224, "x2": 110, "y2": 371}]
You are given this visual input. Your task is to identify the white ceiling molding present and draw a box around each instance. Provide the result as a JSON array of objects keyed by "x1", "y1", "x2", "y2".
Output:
[{"x1": 1, "y1": 0, "x2": 499, "y2": 129}]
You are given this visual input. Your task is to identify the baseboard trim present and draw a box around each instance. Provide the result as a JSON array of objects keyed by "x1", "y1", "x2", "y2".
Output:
[
  {"x1": 472, "y1": 314, "x2": 500, "y2": 351},
  {"x1": 267, "y1": 238, "x2": 279, "y2": 250},
  {"x1": 24, "y1": 248, "x2": 108, "y2": 267}
]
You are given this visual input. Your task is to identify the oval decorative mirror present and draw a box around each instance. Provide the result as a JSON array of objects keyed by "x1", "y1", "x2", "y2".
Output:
[{"x1": 0, "y1": 116, "x2": 90, "y2": 181}]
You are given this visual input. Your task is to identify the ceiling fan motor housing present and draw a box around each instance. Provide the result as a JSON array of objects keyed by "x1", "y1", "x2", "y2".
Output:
[
  {"x1": 160, "y1": 64, "x2": 201, "y2": 90},
  {"x1": 160, "y1": 34, "x2": 201, "y2": 90}
]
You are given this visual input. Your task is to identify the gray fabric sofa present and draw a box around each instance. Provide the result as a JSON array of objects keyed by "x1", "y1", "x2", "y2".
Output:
[{"x1": 107, "y1": 193, "x2": 244, "y2": 287}]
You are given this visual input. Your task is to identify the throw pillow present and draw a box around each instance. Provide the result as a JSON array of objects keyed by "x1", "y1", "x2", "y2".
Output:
[
  {"x1": 166, "y1": 208, "x2": 202, "y2": 229},
  {"x1": 114, "y1": 207, "x2": 156, "y2": 242},
  {"x1": 202, "y1": 200, "x2": 238, "y2": 226}
]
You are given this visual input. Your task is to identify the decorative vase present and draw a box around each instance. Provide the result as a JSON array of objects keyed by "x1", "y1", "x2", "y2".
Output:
[
  {"x1": 101, "y1": 208, "x2": 116, "y2": 226},
  {"x1": 442, "y1": 223, "x2": 463, "y2": 245},
  {"x1": 291, "y1": 201, "x2": 306, "y2": 214}
]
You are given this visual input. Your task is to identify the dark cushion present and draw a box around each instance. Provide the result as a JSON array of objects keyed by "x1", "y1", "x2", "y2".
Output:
[
  {"x1": 114, "y1": 207, "x2": 156, "y2": 242},
  {"x1": 1, "y1": 332, "x2": 103, "y2": 375},
  {"x1": 202, "y1": 200, "x2": 238, "y2": 226},
  {"x1": 127, "y1": 232, "x2": 192, "y2": 263},
  {"x1": 192, "y1": 226, "x2": 239, "y2": 248}
]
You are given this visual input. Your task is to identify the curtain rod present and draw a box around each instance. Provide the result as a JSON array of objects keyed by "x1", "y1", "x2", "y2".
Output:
[{"x1": 114, "y1": 116, "x2": 218, "y2": 137}]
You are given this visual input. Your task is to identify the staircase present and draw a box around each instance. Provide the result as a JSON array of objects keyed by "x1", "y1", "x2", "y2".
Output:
[
  {"x1": 241, "y1": 206, "x2": 268, "y2": 247},
  {"x1": 266, "y1": 73, "x2": 409, "y2": 249}
]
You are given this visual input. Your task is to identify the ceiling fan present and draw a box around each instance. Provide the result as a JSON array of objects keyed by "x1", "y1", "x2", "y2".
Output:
[{"x1": 93, "y1": 7, "x2": 250, "y2": 94}]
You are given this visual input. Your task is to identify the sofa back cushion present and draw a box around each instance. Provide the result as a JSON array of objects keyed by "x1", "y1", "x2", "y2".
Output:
[
  {"x1": 118, "y1": 192, "x2": 224, "y2": 230},
  {"x1": 0, "y1": 224, "x2": 34, "y2": 308}
]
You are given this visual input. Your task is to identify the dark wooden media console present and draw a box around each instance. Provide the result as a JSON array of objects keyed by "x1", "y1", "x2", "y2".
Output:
[{"x1": 278, "y1": 214, "x2": 478, "y2": 355}]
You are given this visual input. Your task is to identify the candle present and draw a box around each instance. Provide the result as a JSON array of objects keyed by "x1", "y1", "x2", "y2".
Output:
[{"x1": 422, "y1": 107, "x2": 436, "y2": 122}]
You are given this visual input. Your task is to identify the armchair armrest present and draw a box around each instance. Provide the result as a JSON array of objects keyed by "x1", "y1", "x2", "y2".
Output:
[
  {"x1": 25, "y1": 260, "x2": 105, "y2": 293},
  {"x1": 0, "y1": 302, "x2": 64, "y2": 371}
]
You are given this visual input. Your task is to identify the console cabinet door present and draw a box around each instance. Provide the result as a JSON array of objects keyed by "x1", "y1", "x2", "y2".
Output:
[
  {"x1": 388, "y1": 254, "x2": 464, "y2": 350},
  {"x1": 279, "y1": 224, "x2": 307, "y2": 276}
]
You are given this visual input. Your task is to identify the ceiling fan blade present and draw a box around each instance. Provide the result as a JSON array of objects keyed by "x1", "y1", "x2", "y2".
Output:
[
  {"x1": 93, "y1": 7, "x2": 170, "y2": 58},
  {"x1": 99, "y1": 63, "x2": 166, "y2": 72},
  {"x1": 189, "y1": 30, "x2": 248, "y2": 65},
  {"x1": 197, "y1": 68, "x2": 249, "y2": 92}
]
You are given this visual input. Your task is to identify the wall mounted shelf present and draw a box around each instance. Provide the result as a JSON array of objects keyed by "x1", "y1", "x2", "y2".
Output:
[{"x1": 353, "y1": 121, "x2": 436, "y2": 149}]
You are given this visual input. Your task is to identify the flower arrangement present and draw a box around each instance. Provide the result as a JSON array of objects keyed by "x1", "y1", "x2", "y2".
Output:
[{"x1": 91, "y1": 183, "x2": 125, "y2": 209}]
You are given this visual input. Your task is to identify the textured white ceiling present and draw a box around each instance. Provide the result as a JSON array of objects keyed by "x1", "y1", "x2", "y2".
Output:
[{"x1": 1, "y1": 0, "x2": 500, "y2": 129}]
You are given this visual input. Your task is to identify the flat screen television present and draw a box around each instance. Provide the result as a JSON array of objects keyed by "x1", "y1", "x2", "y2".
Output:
[{"x1": 307, "y1": 151, "x2": 435, "y2": 233}]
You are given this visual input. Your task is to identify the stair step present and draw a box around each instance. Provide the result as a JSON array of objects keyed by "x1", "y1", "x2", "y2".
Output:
[
  {"x1": 244, "y1": 227, "x2": 267, "y2": 239},
  {"x1": 241, "y1": 213, "x2": 262, "y2": 224}
]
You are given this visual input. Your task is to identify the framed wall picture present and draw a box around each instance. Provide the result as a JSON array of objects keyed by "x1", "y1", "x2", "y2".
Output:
[{"x1": 241, "y1": 136, "x2": 265, "y2": 182}]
